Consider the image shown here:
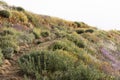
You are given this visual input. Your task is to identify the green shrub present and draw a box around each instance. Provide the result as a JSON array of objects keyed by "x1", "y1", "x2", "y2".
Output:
[
  {"x1": 1, "y1": 27, "x2": 19, "y2": 35},
  {"x1": 48, "y1": 39, "x2": 83, "y2": 55},
  {"x1": 0, "y1": 35, "x2": 19, "y2": 50},
  {"x1": 67, "y1": 33, "x2": 85, "y2": 48},
  {"x1": 46, "y1": 50, "x2": 75, "y2": 72},
  {"x1": 18, "y1": 50, "x2": 113, "y2": 80},
  {"x1": 51, "y1": 63, "x2": 112, "y2": 80},
  {"x1": 18, "y1": 50, "x2": 75, "y2": 78},
  {"x1": 0, "y1": 30, "x2": 14, "y2": 36},
  {"x1": 55, "y1": 26, "x2": 68, "y2": 31},
  {"x1": 25, "y1": 12, "x2": 40, "y2": 27},
  {"x1": 76, "y1": 29, "x2": 84, "y2": 34},
  {"x1": 16, "y1": 7, "x2": 25, "y2": 11},
  {"x1": 41, "y1": 31, "x2": 50, "y2": 37},
  {"x1": 54, "y1": 28, "x2": 67, "y2": 38},
  {"x1": 67, "y1": 64, "x2": 107, "y2": 80},
  {"x1": 0, "y1": 28, "x2": 20, "y2": 53},
  {"x1": 0, "y1": 10, "x2": 10, "y2": 18},
  {"x1": 85, "y1": 29, "x2": 94, "y2": 33},
  {"x1": 74, "y1": 22, "x2": 81, "y2": 27},
  {"x1": 49, "y1": 40, "x2": 69, "y2": 51},
  {"x1": 49, "y1": 71, "x2": 69, "y2": 80},
  {"x1": 81, "y1": 33, "x2": 100, "y2": 43},
  {"x1": 2, "y1": 47, "x2": 14, "y2": 59},
  {"x1": 18, "y1": 32, "x2": 35, "y2": 44}
]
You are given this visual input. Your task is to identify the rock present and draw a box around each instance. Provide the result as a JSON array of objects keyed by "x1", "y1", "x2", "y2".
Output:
[
  {"x1": 0, "y1": 69, "x2": 5, "y2": 75},
  {"x1": 25, "y1": 43, "x2": 29, "y2": 48},
  {"x1": 4, "y1": 59, "x2": 11, "y2": 66}
]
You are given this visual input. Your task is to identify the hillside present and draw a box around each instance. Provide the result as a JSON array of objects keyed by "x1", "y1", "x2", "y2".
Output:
[{"x1": 0, "y1": 1, "x2": 120, "y2": 80}]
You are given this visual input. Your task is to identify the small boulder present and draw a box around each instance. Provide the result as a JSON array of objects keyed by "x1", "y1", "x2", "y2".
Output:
[{"x1": 4, "y1": 59, "x2": 11, "y2": 66}]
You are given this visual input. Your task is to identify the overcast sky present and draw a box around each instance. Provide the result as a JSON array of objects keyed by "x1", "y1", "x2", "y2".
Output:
[{"x1": 3, "y1": 0, "x2": 120, "y2": 30}]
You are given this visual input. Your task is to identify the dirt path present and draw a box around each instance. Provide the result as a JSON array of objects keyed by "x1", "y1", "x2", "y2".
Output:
[
  {"x1": 0, "y1": 49, "x2": 28, "y2": 80},
  {"x1": 0, "y1": 43, "x2": 34, "y2": 80},
  {"x1": 0, "y1": 59, "x2": 22, "y2": 80}
]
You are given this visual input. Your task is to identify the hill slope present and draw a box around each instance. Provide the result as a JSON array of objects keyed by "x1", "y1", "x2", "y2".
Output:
[{"x1": 0, "y1": 1, "x2": 120, "y2": 80}]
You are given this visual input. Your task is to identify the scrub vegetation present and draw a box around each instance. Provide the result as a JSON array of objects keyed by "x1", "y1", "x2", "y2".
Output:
[{"x1": 0, "y1": 1, "x2": 120, "y2": 80}]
